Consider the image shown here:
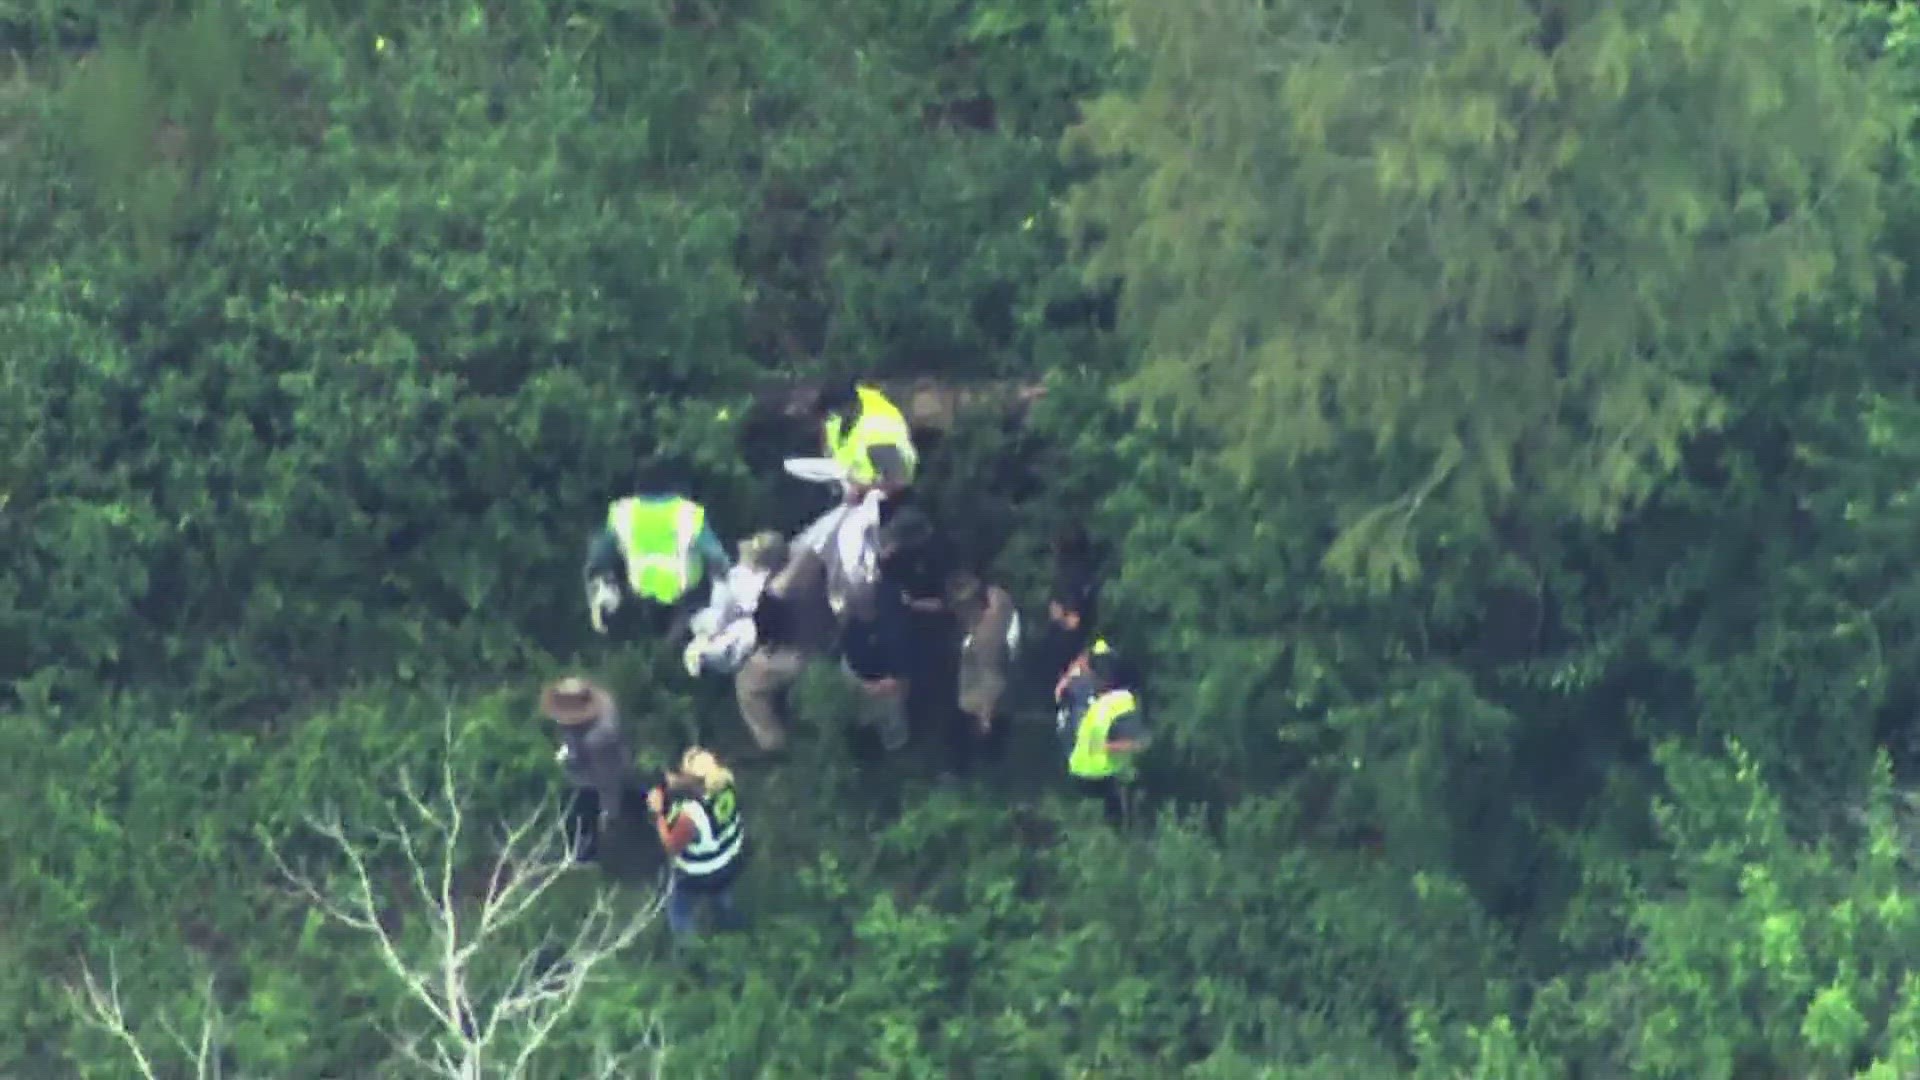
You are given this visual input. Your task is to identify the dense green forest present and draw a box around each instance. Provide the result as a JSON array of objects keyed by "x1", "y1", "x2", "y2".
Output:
[{"x1": 12, "y1": 0, "x2": 1920, "y2": 1074}]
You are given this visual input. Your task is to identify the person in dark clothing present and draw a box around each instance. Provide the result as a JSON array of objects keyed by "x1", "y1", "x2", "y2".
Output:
[
  {"x1": 1043, "y1": 569, "x2": 1101, "y2": 698},
  {"x1": 874, "y1": 509, "x2": 945, "y2": 610},
  {"x1": 839, "y1": 512, "x2": 935, "y2": 755},
  {"x1": 540, "y1": 677, "x2": 648, "y2": 865},
  {"x1": 840, "y1": 593, "x2": 913, "y2": 753},
  {"x1": 874, "y1": 510, "x2": 979, "y2": 775}
]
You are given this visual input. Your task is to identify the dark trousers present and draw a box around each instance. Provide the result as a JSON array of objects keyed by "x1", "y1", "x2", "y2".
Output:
[
  {"x1": 1073, "y1": 776, "x2": 1126, "y2": 826},
  {"x1": 564, "y1": 786, "x2": 646, "y2": 862},
  {"x1": 903, "y1": 608, "x2": 972, "y2": 774}
]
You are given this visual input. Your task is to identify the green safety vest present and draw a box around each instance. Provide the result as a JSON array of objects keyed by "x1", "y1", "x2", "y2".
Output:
[
  {"x1": 1068, "y1": 688, "x2": 1139, "y2": 780},
  {"x1": 608, "y1": 497, "x2": 707, "y2": 605},
  {"x1": 669, "y1": 787, "x2": 744, "y2": 878},
  {"x1": 824, "y1": 385, "x2": 918, "y2": 486}
]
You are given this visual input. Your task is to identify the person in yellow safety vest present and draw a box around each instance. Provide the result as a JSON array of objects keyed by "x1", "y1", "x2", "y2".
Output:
[
  {"x1": 646, "y1": 747, "x2": 748, "y2": 936},
  {"x1": 583, "y1": 495, "x2": 731, "y2": 634},
  {"x1": 1055, "y1": 639, "x2": 1148, "y2": 825},
  {"x1": 815, "y1": 378, "x2": 918, "y2": 510}
]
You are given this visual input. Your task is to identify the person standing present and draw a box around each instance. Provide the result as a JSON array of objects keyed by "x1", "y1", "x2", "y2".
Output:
[
  {"x1": 540, "y1": 676, "x2": 645, "y2": 865},
  {"x1": 684, "y1": 531, "x2": 838, "y2": 754},
  {"x1": 1055, "y1": 640, "x2": 1148, "y2": 825},
  {"x1": 1045, "y1": 570, "x2": 1101, "y2": 702},
  {"x1": 732, "y1": 544, "x2": 838, "y2": 755},
  {"x1": 584, "y1": 494, "x2": 731, "y2": 636},
  {"x1": 646, "y1": 747, "x2": 748, "y2": 936},
  {"x1": 1036, "y1": 526, "x2": 1100, "y2": 695},
  {"x1": 870, "y1": 509, "x2": 964, "y2": 765},
  {"x1": 948, "y1": 570, "x2": 1020, "y2": 762},
  {"x1": 813, "y1": 378, "x2": 918, "y2": 515},
  {"x1": 840, "y1": 586, "x2": 914, "y2": 756}
]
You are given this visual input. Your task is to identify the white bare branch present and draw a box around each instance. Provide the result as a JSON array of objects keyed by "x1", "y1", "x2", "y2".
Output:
[
  {"x1": 70, "y1": 707, "x2": 667, "y2": 1079},
  {"x1": 65, "y1": 952, "x2": 223, "y2": 1080},
  {"x1": 260, "y1": 706, "x2": 667, "y2": 1078}
]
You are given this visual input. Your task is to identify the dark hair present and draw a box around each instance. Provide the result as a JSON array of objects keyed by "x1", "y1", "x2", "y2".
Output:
[
  {"x1": 815, "y1": 377, "x2": 861, "y2": 418},
  {"x1": 1049, "y1": 569, "x2": 1100, "y2": 622},
  {"x1": 878, "y1": 507, "x2": 934, "y2": 554},
  {"x1": 1087, "y1": 646, "x2": 1125, "y2": 688}
]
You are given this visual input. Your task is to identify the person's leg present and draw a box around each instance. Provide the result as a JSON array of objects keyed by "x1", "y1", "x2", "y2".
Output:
[
  {"x1": 710, "y1": 883, "x2": 748, "y2": 931},
  {"x1": 736, "y1": 649, "x2": 803, "y2": 752},
  {"x1": 940, "y1": 700, "x2": 975, "y2": 778},
  {"x1": 959, "y1": 650, "x2": 1010, "y2": 764},
  {"x1": 666, "y1": 874, "x2": 697, "y2": 936},
  {"x1": 1071, "y1": 776, "x2": 1124, "y2": 827},
  {"x1": 869, "y1": 680, "x2": 911, "y2": 752},
  {"x1": 979, "y1": 700, "x2": 1011, "y2": 763},
  {"x1": 912, "y1": 612, "x2": 969, "y2": 775},
  {"x1": 566, "y1": 787, "x2": 603, "y2": 862}
]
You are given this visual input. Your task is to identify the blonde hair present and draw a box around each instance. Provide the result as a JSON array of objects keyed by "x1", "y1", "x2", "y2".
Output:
[{"x1": 679, "y1": 747, "x2": 735, "y2": 794}]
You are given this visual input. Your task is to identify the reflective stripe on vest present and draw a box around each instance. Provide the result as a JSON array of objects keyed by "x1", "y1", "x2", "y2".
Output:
[
  {"x1": 823, "y1": 385, "x2": 918, "y2": 485},
  {"x1": 608, "y1": 497, "x2": 706, "y2": 604},
  {"x1": 670, "y1": 788, "x2": 744, "y2": 877},
  {"x1": 1068, "y1": 688, "x2": 1137, "y2": 779}
]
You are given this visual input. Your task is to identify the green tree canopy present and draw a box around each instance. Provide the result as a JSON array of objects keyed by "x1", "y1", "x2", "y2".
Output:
[{"x1": 1066, "y1": 0, "x2": 1904, "y2": 585}]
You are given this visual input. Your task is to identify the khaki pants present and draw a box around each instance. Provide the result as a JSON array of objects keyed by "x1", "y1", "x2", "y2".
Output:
[{"x1": 736, "y1": 647, "x2": 805, "y2": 751}]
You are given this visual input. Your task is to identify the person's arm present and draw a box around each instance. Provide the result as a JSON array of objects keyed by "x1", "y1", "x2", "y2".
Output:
[
  {"x1": 1108, "y1": 714, "x2": 1149, "y2": 754},
  {"x1": 653, "y1": 808, "x2": 697, "y2": 854},
  {"x1": 1055, "y1": 652, "x2": 1091, "y2": 702},
  {"x1": 693, "y1": 523, "x2": 731, "y2": 576},
  {"x1": 1056, "y1": 692, "x2": 1087, "y2": 751},
  {"x1": 584, "y1": 528, "x2": 622, "y2": 585},
  {"x1": 585, "y1": 723, "x2": 631, "y2": 819},
  {"x1": 867, "y1": 444, "x2": 910, "y2": 493}
]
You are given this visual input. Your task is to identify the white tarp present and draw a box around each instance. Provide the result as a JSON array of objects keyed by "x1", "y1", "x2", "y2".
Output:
[
  {"x1": 785, "y1": 456, "x2": 882, "y2": 615},
  {"x1": 796, "y1": 492, "x2": 882, "y2": 615},
  {"x1": 684, "y1": 563, "x2": 774, "y2": 676}
]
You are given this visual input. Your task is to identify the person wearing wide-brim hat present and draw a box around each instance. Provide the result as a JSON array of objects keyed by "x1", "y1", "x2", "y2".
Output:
[{"x1": 541, "y1": 676, "x2": 642, "y2": 866}]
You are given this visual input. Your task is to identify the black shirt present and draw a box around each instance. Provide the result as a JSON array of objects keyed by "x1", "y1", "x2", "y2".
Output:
[{"x1": 842, "y1": 602, "x2": 909, "y2": 680}]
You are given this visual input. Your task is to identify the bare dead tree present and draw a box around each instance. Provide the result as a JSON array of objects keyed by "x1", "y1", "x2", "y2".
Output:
[{"x1": 68, "y1": 709, "x2": 669, "y2": 1079}]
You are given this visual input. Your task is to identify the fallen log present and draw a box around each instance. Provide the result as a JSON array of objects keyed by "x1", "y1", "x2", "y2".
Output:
[{"x1": 752, "y1": 377, "x2": 1048, "y2": 433}]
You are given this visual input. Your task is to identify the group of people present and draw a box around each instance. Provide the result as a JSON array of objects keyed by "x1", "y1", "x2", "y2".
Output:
[{"x1": 541, "y1": 379, "x2": 1149, "y2": 936}]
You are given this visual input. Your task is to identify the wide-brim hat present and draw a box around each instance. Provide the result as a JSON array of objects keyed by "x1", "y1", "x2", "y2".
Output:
[{"x1": 540, "y1": 676, "x2": 613, "y2": 726}]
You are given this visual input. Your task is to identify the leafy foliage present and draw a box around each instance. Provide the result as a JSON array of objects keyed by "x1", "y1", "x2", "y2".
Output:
[
  {"x1": 12, "y1": 0, "x2": 1920, "y2": 1075},
  {"x1": 1064, "y1": 0, "x2": 1905, "y2": 585}
]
